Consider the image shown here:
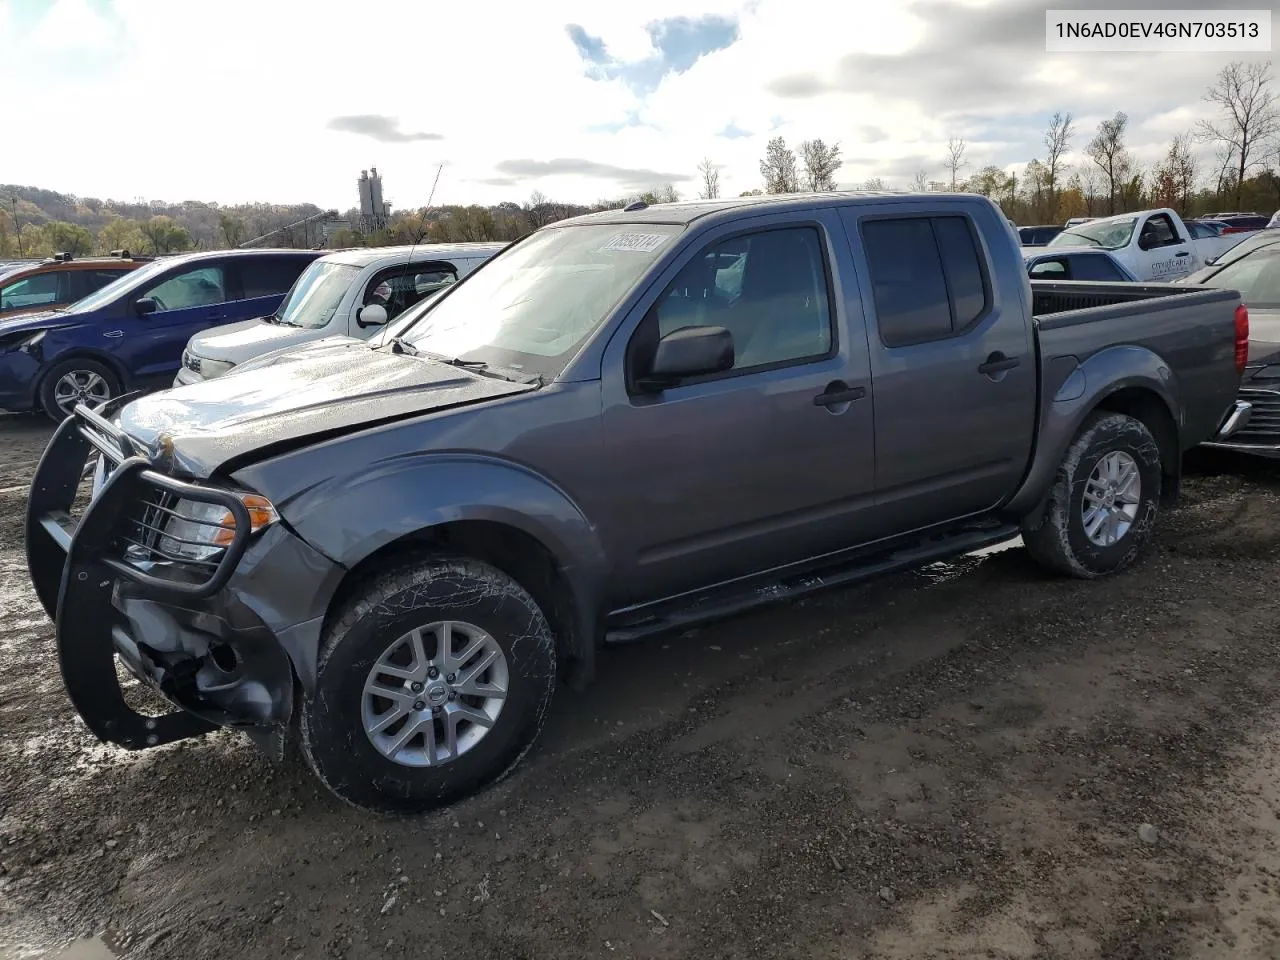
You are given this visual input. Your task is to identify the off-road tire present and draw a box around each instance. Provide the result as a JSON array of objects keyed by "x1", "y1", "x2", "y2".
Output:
[
  {"x1": 300, "y1": 553, "x2": 557, "y2": 813},
  {"x1": 38, "y1": 358, "x2": 121, "y2": 422},
  {"x1": 1022, "y1": 412, "x2": 1162, "y2": 579}
]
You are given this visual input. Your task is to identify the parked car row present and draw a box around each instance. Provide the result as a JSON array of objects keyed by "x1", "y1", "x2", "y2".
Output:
[
  {"x1": 26, "y1": 190, "x2": 1252, "y2": 812},
  {"x1": 0, "y1": 242, "x2": 505, "y2": 418}
]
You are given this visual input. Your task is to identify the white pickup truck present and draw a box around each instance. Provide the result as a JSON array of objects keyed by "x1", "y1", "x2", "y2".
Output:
[
  {"x1": 1044, "y1": 208, "x2": 1224, "y2": 282},
  {"x1": 175, "y1": 242, "x2": 505, "y2": 385}
]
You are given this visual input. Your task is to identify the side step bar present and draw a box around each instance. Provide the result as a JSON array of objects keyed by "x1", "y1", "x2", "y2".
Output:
[{"x1": 604, "y1": 523, "x2": 1021, "y2": 644}]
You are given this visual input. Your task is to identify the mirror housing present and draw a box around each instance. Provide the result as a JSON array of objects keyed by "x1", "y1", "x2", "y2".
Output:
[
  {"x1": 357, "y1": 303, "x2": 388, "y2": 328},
  {"x1": 638, "y1": 326, "x2": 734, "y2": 390},
  {"x1": 134, "y1": 298, "x2": 158, "y2": 316}
]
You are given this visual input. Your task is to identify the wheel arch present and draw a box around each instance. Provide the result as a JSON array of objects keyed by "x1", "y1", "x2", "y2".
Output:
[
  {"x1": 36, "y1": 348, "x2": 131, "y2": 402},
  {"x1": 1007, "y1": 346, "x2": 1183, "y2": 520}
]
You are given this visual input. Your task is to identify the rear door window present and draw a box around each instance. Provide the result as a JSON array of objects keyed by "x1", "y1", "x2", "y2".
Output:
[
  {"x1": 861, "y1": 215, "x2": 990, "y2": 347},
  {"x1": 240, "y1": 257, "x2": 313, "y2": 298},
  {"x1": 1070, "y1": 254, "x2": 1128, "y2": 282}
]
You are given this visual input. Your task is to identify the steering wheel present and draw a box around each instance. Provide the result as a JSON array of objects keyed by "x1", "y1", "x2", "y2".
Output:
[{"x1": 151, "y1": 295, "x2": 168, "y2": 311}]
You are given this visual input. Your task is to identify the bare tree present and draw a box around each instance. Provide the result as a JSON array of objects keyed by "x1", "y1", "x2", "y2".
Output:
[
  {"x1": 524, "y1": 190, "x2": 551, "y2": 229},
  {"x1": 1086, "y1": 111, "x2": 1132, "y2": 215},
  {"x1": 798, "y1": 139, "x2": 843, "y2": 191},
  {"x1": 944, "y1": 137, "x2": 968, "y2": 189},
  {"x1": 910, "y1": 169, "x2": 929, "y2": 192},
  {"x1": 1043, "y1": 112, "x2": 1074, "y2": 221},
  {"x1": 696, "y1": 158, "x2": 721, "y2": 199},
  {"x1": 863, "y1": 177, "x2": 887, "y2": 191},
  {"x1": 1196, "y1": 61, "x2": 1280, "y2": 208},
  {"x1": 760, "y1": 137, "x2": 799, "y2": 194},
  {"x1": 1163, "y1": 133, "x2": 1199, "y2": 214},
  {"x1": 1078, "y1": 164, "x2": 1103, "y2": 215}
]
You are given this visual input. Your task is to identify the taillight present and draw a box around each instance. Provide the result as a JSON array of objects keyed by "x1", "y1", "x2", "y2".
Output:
[
  {"x1": 1223, "y1": 226, "x2": 1248, "y2": 234},
  {"x1": 1235, "y1": 304, "x2": 1249, "y2": 374}
]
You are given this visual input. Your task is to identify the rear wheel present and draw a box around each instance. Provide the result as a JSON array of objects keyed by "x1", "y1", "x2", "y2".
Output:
[
  {"x1": 300, "y1": 554, "x2": 557, "y2": 813},
  {"x1": 39, "y1": 358, "x2": 120, "y2": 421},
  {"x1": 1022, "y1": 412, "x2": 1163, "y2": 578}
]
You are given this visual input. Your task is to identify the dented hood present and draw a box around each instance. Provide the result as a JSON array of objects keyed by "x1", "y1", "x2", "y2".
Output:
[{"x1": 117, "y1": 337, "x2": 535, "y2": 477}]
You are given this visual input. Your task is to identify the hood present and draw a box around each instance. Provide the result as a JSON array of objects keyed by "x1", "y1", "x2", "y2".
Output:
[
  {"x1": 188, "y1": 316, "x2": 315, "y2": 362},
  {"x1": 0, "y1": 308, "x2": 73, "y2": 339},
  {"x1": 117, "y1": 338, "x2": 537, "y2": 477}
]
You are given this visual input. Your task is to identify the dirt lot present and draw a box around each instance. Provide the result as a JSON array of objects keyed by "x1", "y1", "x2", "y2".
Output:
[{"x1": 2, "y1": 413, "x2": 1279, "y2": 960}]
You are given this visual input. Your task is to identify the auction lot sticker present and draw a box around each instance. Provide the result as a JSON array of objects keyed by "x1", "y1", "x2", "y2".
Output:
[
  {"x1": 600, "y1": 233, "x2": 668, "y2": 253},
  {"x1": 1046, "y1": 9, "x2": 1271, "y2": 52}
]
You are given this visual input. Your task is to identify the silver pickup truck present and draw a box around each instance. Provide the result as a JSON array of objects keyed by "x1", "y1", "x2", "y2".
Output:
[{"x1": 27, "y1": 192, "x2": 1248, "y2": 812}]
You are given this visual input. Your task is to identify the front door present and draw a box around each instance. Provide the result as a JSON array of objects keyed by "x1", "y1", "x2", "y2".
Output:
[
  {"x1": 841, "y1": 207, "x2": 1038, "y2": 533},
  {"x1": 600, "y1": 214, "x2": 877, "y2": 606},
  {"x1": 1136, "y1": 212, "x2": 1198, "y2": 281},
  {"x1": 122, "y1": 261, "x2": 233, "y2": 383},
  {"x1": 348, "y1": 260, "x2": 460, "y2": 338}
]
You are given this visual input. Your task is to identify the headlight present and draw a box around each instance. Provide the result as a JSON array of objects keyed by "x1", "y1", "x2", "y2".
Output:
[
  {"x1": 0, "y1": 328, "x2": 46, "y2": 353},
  {"x1": 196, "y1": 354, "x2": 236, "y2": 378},
  {"x1": 158, "y1": 493, "x2": 277, "y2": 562}
]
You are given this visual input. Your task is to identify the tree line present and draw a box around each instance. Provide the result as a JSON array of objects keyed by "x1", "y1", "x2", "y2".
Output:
[
  {"x1": 4, "y1": 60, "x2": 1275, "y2": 258},
  {"x1": 703, "y1": 60, "x2": 1279, "y2": 225}
]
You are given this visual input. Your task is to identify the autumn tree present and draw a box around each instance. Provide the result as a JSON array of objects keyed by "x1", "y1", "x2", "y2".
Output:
[
  {"x1": 42, "y1": 221, "x2": 93, "y2": 256},
  {"x1": 1086, "y1": 111, "x2": 1132, "y2": 215},
  {"x1": 697, "y1": 158, "x2": 721, "y2": 199},
  {"x1": 140, "y1": 215, "x2": 192, "y2": 254},
  {"x1": 218, "y1": 214, "x2": 247, "y2": 248},
  {"x1": 1196, "y1": 60, "x2": 1279, "y2": 208},
  {"x1": 1042, "y1": 112, "x2": 1074, "y2": 221},
  {"x1": 760, "y1": 137, "x2": 799, "y2": 193},
  {"x1": 798, "y1": 139, "x2": 842, "y2": 191},
  {"x1": 96, "y1": 217, "x2": 146, "y2": 254},
  {"x1": 944, "y1": 137, "x2": 968, "y2": 189}
]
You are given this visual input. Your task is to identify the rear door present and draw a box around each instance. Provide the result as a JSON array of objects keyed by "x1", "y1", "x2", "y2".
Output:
[
  {"x1": 840, "y1": 203, "x2": 1037, "y2": 532},
  {"x1": 599, "y1": 210, "x2": 877, "y2": 604},
  {"x1": 230, "y1": 254, "x2": 317, "y2": 322}
]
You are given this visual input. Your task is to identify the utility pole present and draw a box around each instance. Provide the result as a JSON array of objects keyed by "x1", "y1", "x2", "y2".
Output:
[{"x1": 8, "y1": 196, "x2": 24, "y2": 257}]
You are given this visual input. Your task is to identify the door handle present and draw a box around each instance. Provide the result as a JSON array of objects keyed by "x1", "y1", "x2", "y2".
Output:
[
  {"x1": 813, "y1": 383, "x2": 866, "y2": 406},
  {"x1": 978, "y1": 352, "x2": 1020, "y2": 376},
  {"x1": 1175, "y1": 251, "x2": 1190, "y2": 257}
]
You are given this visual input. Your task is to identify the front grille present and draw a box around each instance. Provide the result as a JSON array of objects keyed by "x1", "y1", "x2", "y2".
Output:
[
  {"x1": 183, "y1": 352, "x2": 202, "y2": 374},
  {"x1": 1231, "y1": 387, "x2": 1280, "y2": 445}
]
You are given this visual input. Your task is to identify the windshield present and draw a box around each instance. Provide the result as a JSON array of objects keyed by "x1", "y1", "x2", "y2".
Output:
[
  {"x1": 396, "y1": 223, "x2": 683, "y2": 377},
  {"x1": 1200, "y1": 250, "x2": 1280, "y2": 309},
  {"x1": 1047, "y1": 216, "x2": 1137, "y2": 250},
  {"x1": 275, "y1": 260, "x2": 361, "y2": 328},
  {"x1": 64, "y1": 257, "x2": 174, "y2": 313}
]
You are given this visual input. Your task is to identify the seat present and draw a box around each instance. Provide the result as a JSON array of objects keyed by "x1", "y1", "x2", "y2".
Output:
[{"x1": 729, "y1": 232, "x2": 827, "y2": 367}]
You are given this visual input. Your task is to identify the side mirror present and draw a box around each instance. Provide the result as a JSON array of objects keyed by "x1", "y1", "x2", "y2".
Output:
[
  {"x1": 356, "y1": 303, "x2": 388, "y2": 328},
  {"x1": 639, "y1": 326, "x2": 734, "y2": 390},
  {"x1": 134, "y1": 298, "x2": 158, "y2": 316}
]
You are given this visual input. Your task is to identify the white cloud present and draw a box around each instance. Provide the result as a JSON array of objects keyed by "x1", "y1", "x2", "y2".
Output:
[
  {"x1": 0, "y1": 0, "x2": 1262, "y2": 209},
  {"x1": 25, "y1": 0, "x2": 118, "y2": 54}
]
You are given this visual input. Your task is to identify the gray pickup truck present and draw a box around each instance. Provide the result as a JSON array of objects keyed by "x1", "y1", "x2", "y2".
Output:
[{"x1": 27, "y1": 192, "x2": 1250, "y2": 812}]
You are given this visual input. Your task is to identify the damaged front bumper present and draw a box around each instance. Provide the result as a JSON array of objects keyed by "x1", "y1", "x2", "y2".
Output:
[{"x1": 25, "y1": 405, "x2": 342, "y2": 757}]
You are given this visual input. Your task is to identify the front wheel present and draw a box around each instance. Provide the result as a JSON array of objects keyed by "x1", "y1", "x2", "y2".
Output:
[
  {"x1": 1022, "y1": 412, "x2": 1163, "y2": 579},
  {"x1": 38, "y1": 358, "x2": 120, "y2": 421},
  {"x1": 300, "y1": 554, "x2": 557, "y2": 813}
]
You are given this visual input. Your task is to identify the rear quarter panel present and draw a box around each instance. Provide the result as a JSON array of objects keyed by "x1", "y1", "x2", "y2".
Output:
[{"x1": 1009, "y1": 283, "x2": 1241, "y2": 514}]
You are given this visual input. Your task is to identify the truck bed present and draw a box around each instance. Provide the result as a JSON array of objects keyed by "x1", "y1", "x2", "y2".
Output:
[{"x1": 1030, "y1": 279, "x2": 1243, "y2": 451}]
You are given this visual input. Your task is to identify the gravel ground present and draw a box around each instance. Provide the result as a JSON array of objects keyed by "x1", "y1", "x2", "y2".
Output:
[{"x1": 1, "y1": 412, "x2": 1279, "y2": 960}]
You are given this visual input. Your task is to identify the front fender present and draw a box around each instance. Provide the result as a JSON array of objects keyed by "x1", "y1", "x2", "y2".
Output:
[
  {"x1": 247, "y1": 453, "x2": 609, "y2": 676},
  {"x1": 1006, "y1": 344, "x2": 1180, "y2": 516}
]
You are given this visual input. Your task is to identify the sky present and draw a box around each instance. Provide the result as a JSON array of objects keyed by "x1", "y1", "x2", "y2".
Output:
[{"x1": 0, "y1": 0, "x2": 1273, "y2": 211}]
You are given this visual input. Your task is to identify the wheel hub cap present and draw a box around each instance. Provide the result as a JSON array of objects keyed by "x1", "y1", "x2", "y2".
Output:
[
  {"x1": 1081, "y1": 450, "x2": 1141, "y2": 547},
  {"x1": 360, "y1": 620, "x2": 510, "y2": 768}
]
